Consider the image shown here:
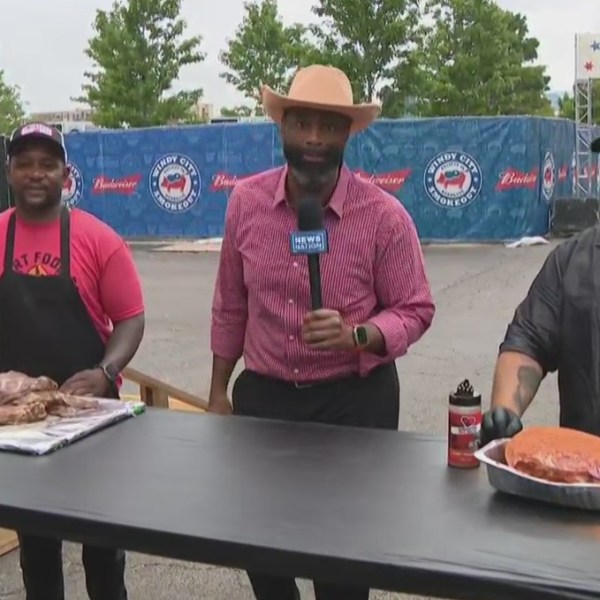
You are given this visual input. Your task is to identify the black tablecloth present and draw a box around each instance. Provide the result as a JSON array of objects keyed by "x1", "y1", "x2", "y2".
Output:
[{"x1": 0, "y1": 409, "x2": 599, "y2": 599}]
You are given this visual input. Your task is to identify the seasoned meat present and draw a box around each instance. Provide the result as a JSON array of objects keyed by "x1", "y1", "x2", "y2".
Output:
[
  {"x1": 12, "y1": 391, "x2": 99, "y2": 417},
  {"x1": 505, "y1": 426, "x2": 600, "y2": 483},
  {"x1": 47, "y1": 395, "x2": 99, "y2": 417},
  {"x1": 12, "y1": 390, "x2": 70, "y2": 411},
  {"x1": 0, "y1": 371, "x2": 101, "y2": 426},
  {"x1": 0, "y1": 401, "x2": 47, "y2": 426},
  {"x1": 0, "y1": 371, "x2": 57, "y2": 405}
]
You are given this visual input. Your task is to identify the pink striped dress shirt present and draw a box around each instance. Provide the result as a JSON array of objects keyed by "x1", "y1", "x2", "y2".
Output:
[{"x1": 211, "y1": 164, "x2": 435, "y2": 383}]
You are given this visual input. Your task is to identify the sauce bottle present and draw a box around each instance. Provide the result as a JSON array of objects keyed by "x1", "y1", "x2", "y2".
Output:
[{"x1": 448, "y1": 379, "x2": 481, "y2": 469}]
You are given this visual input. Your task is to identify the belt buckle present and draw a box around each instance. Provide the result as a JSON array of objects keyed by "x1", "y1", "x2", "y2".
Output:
[{"x1": 294, "y1": 381, "x2": 312, "y2": 389}]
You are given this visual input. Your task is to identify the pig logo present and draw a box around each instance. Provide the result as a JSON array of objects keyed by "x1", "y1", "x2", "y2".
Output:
[
  {"x1": 149, "y1": 153, "x2": 201, "y2": 213},
  {"x1": 424, "y1": 151, "x2": 482, "y2": 208}
]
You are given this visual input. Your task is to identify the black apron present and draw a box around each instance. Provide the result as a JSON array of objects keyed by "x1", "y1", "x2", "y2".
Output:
[{"x1": 0, "y1": 208, "x2": 106, "y2": 385}]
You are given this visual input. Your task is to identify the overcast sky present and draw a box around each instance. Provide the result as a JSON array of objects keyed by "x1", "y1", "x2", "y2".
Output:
[{"x1": 0, "y1": 0, "x2": 598, "y2": 114}]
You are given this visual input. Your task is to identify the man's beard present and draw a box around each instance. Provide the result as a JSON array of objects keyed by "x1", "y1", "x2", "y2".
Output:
[
  {"x1": 283, "y1": 143, "x2": 344, "y2": 191},
  {"x1": 17, "y1": 189, "x2": 62, "y2": 211}
]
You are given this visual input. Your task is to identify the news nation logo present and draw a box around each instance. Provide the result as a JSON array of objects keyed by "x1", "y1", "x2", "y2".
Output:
[
  {"x1": 62, "y1": 162, "x2": 84, "y2": 207},
  {"x1": 290, "y1": 230, "x2": 328, "y2": 254}
]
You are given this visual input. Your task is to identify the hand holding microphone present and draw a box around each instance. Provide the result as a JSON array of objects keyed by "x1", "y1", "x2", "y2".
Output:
[
  {"x1": 302, "y1": 309, "x2": 354, "y2": 350},
  {"x1": 293, "y1": 197, "x2": 354, "y2": 351}
]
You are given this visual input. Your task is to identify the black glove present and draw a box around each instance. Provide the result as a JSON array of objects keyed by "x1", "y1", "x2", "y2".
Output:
[{"x1": 480, "y1": 407, "x2": 523, "y2": 447}]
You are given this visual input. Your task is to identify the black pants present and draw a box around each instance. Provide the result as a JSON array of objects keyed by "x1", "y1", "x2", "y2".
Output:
[
  {"x1": 17, "y1": 534, "x2": 127, "y2": 600},
  {"x1": 17, "y1": 388, "x2": 127, "y2": 600},
  {"x1": 232, "y1": 363, "x2": 400, "y2": 600}
]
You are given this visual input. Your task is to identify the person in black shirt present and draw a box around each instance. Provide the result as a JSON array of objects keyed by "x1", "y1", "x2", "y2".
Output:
[{"x1": 481, "y1": 151, "x2": 600, "y2": 444}]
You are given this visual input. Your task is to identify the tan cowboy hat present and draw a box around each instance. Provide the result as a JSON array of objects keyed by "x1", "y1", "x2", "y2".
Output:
[{"x1": 261, "y1": 64, "x2": 380, "y2": 133}]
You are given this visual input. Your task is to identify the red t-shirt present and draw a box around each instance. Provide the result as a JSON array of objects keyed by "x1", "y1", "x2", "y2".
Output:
[{"x1": 0, "y1": 208, "x2": 144, "y2": 344}]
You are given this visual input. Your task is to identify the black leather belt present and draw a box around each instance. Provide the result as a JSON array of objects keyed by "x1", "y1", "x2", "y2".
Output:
[
  {"x1": 292, "y1": 378, "x2": 344, "y2": 389},
  {"x1": 246, "y1": 364, "x2": 392, "y2": 390},
  {"x1": 248, "y1": 370, "x2": 361, "y2": 390}
]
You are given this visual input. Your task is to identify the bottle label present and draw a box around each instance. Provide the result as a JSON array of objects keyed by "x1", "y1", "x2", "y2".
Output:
[{"x1": 448, "y1": 409, "x2": 481, "y2": 467}]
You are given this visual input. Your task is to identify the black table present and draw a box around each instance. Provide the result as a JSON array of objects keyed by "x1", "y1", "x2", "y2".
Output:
[{"x1": 0, "y1": 409, "x2": 599, "y2": 600}]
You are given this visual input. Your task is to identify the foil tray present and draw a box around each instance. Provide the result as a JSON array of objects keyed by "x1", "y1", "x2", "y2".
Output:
[{"x1": 474, "y1": 439, "x2": 600, "y2": 511}]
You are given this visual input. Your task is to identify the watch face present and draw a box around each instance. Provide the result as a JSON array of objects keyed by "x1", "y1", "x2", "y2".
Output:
[
  {"x1": 356, "y1": 326, "x2": 368, "y2": 346},
  {"x1": 103, "y1": 363, "x2": 118, "y2": 381}
]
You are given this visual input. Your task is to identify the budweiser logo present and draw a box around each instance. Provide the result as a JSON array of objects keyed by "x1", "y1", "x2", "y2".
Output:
[
  {"x1": 210, "y1": 172, "x2": 251, "y2": 191},
  {"x1": 209, "y1": 169, "x2": 411, "y2": 193},
  {"x1": 495, "y1": 168, "x2": 538, "y2": 191},
  {"x1": 353, "y1": 169, "x2": 412, "y2": 192},
  {"x1": 92, "y1": 174, "x2": 141, "y2": 195}
]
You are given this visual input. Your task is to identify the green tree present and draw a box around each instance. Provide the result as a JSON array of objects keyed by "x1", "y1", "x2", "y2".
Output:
[
  {"x1": 559, "y1": 93, "x2": 575, "y2": 120},
  {"x1": 220, "y1": 105, "x2": 253, "y2": 117},
  {"x1": 396, "y1": 0, "x2": 551, "y2": 117},
  {"x1": 558, "y1": 83, "x2": 600, "y2": 123},
  {"x1": 219, "y1": 0, "x2": 311, "y2": 108},
  {"x1": 307, "y1": 0, "x2": 422, "y2": 112},
  {"x1": 0, "y1": 70, "x2": 25, "y2": 134},
  {"x1": 76, "y1": 0, "x2": 205, "y2": 128}
]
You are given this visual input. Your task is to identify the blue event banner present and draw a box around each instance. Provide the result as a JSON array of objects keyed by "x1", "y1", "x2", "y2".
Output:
[{"x1": 60, "y1": 116, "x2": 585, "y2": 242}]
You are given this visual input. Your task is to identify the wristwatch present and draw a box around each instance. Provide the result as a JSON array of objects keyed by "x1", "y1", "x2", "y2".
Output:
[
  {"x1": 352, "y1": 325, "x2": 369, "y2": 350},
  {"x1": 97, "y1": 362, "x2": 119, "y2": 383}
]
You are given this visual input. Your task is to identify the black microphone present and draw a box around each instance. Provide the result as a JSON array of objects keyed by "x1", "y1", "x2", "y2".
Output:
[{"x1": 296, "y1": 197, "x2": 327, "y2": 310}]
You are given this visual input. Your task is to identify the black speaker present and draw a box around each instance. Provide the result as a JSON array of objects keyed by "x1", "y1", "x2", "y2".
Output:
[{"x1": 551, "y1": 197, "x2": 600, "y2": 237}]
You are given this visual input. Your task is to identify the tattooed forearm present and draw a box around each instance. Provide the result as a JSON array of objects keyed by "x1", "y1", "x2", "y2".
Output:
[
  {"x1": 512, "y1": 365, "x2": 543, "y2": 413},
  {"x1": 491, "y1": 351, "x2": 544, "y2": 414}
]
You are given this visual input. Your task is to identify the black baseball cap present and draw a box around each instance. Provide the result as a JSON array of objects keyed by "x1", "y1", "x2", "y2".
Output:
[
  {"x1": 7, "y1": 122, "x2": 67, "y2": 162},
  {"x1": 592, "y1": 137, "x2": 600, "y2": 153}
]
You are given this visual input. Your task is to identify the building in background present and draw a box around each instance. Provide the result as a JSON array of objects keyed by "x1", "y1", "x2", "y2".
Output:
[
  {"x1": 28, "y1": 109, "x2": 98, "y2": 133},
  {"x1": 192, "y1": 101, "x2": 214, "y2": 122},
  {"x1": 28, "y1": 100, "x2": 266, "y2": 130}
]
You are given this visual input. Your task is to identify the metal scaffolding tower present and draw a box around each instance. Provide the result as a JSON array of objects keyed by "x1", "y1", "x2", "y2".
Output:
[
  {"x1": 574, "y1": 33, "x2": 600, "y2": 197},
  {"x1": 574, "y1": 79, "x2": 593, "y2": 197}
]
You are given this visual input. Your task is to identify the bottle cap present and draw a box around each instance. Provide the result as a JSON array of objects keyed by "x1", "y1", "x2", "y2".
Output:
[{"x1": 449, "y1": 379, "x2": 481, "y2": 407}]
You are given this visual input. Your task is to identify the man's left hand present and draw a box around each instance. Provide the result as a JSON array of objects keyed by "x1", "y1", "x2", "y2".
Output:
[
  {"x1": 302, "y1": 309, "x2": 355, "y2": 351},
  {"x1": 60, "y1": 368, "x2": 111, "y2": 397}
]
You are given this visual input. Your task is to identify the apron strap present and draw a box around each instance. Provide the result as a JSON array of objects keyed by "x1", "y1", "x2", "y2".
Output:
[
  {"x1": 4, "y1": 212, "x2": 16, "y2": 271},
  {"x1": 4, "y1": 208, "x2": 71, "y2": 276},
  {"x1": 59, "y1": 207, "x2": 70, "y2": 279}
]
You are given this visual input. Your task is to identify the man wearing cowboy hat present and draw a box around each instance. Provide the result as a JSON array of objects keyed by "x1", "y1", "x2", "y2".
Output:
[{"x1": 209, "y1": 64, "x2": 435, "y2": 600}]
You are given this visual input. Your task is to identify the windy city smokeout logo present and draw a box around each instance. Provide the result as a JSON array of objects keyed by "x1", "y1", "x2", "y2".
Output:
[{"x1": 209, "y1": 169, "x2": 412, "y2": 194}]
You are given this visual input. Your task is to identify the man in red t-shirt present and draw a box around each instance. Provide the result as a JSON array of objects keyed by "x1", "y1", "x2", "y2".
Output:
[{"x1": 3, "y1": 122, "x2": 145, "y2": 599}]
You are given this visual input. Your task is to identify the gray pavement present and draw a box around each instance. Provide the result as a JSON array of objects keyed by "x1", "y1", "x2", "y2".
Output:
[{"x1": 0, "y1": 240, "x2": 562, "y2": 599}]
